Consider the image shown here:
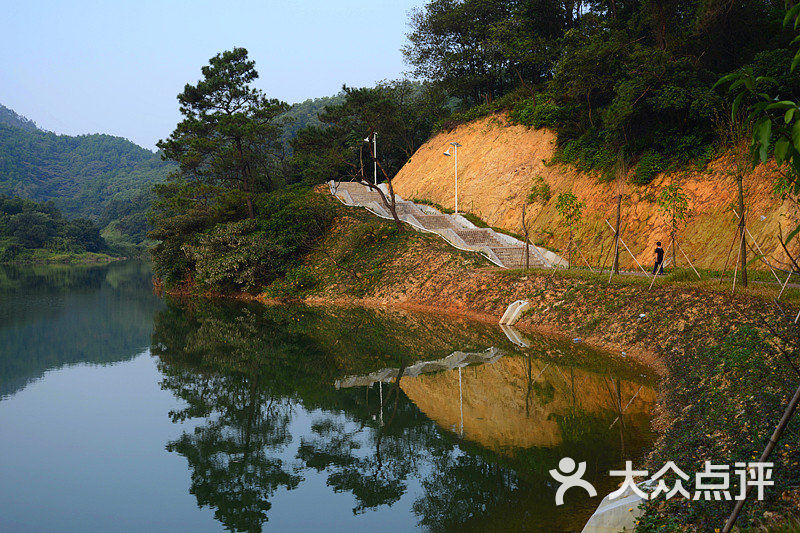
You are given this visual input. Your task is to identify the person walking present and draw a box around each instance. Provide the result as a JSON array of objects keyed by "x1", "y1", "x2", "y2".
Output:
[{"x1": 652, "y1": 241, "x2": 664, "y2": 275}]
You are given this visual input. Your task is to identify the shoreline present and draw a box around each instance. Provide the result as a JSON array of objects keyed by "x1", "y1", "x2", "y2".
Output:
[{"x1": 163, "y1": 263, "x2": 799, "y2": 529}]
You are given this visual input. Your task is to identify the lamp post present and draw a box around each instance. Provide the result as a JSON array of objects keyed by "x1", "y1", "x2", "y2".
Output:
[
  {"x1": 364, "y1": 132, "x2": 377, "y2": 185},
  {"x1": 443, "y1": 142, "x2": 462, "y2": 214}
]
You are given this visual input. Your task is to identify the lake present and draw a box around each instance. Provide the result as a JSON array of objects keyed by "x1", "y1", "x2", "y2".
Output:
[{"x1": 0, "y1": 261, "x2": 657, "y2": 532}]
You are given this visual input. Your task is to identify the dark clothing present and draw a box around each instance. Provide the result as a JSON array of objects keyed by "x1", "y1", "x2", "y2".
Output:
[
  {"x1": 653, "y1": 246, "x2": 664, "y2": 275},
  {"x1": 652, "y1": 260, "x2": 663, "y2": 275}
]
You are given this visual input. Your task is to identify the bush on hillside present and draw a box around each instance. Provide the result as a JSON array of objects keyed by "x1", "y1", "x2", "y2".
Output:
[
  {"x1": 0, "y1": 195, "x2": 108, "y2": 260},
  {"x1": 511, "y1": 99, "x2": 569, "y2": 129},
  {"x1": 181, "y1": 188, "x2": 335, "y2": 292},
  {"x1": 632, "y1": 152, "x2": 668, "y2": 185}
]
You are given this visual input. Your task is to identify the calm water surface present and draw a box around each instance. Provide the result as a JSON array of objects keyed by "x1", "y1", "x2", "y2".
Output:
[{"x1": 0, "y1": 261, "x2": 657, "y2": 532}]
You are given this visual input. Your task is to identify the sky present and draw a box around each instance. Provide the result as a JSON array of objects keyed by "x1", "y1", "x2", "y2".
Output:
[{"x1": 0, "y1": 0, "x2": 423, "y2": 149}]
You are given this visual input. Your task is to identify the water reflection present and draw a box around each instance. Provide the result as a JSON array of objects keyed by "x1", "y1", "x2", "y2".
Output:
[
  {"x1": 0, "y1": 261, "x2": 162, "y2": 398},
  {"x1": 153, "y1": 301, "x2": 657, "y2": 532}
]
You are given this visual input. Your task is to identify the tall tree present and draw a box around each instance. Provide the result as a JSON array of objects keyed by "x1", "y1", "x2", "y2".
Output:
[
  {"x1": 555, "y1": 192, "x2": 585, "y2": 269},
  {"x1": 403, "y1": 0, "x2": 569, "y2": 105},
  {"x1": 289, "y1": 82, "x2": 448, "y2": 228},
  {"x1": 657, "y1": 183, "x2": 689, "y2": 268},
  {"x1": 157, "y1": 48, "x2": 289, "y2": 219}
]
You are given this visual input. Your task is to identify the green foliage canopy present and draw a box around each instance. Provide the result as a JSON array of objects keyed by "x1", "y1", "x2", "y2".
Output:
[
  {"x1": 287, "y1": 81, "x2": 449, "y2": 186},
  {"x1": 555, "y1": 192, "x2": 584, "y2": 229},
  {"x1": 0, "y1": 195, "x2": 108, "y2": 260},
  {"x1": 405, "y1": 0, "x2": 796, "y2": 182},
  {"x1": 0, "y1": 108, "x2": 172, "y2": 244},
  {"x1": 157, "y1": 48, "x2": 289, "y2": 219}
]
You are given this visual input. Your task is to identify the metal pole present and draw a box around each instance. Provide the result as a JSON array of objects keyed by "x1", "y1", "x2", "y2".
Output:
[
  {"x1": 458, "y1": 366, "x2": 463, "y2": 437},
  {"x1": 454, "y1": 144, "x2": 459, "y2": 214},
  {"x1": 379, "y1": 380, "x2": 383, "y2": 426},
  {"x1": 373, "y1": 132, "x2": 377, "y2": 185}
]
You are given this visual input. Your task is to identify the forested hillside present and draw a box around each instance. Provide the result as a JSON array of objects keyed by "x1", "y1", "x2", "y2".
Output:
[
  {"x1": 0, "y1": 104, "x2": 173, "y2": 244},
  {"x1": 0, "y1": 195, "x2": 111, "y2": 262},
  {"x1": 402, "y1": 0, "x2": 800, "y2": 182},
  {"x1": 278, "y1": 94, "x2": 344, "y2": 151},
  {"x1": 0, "y1": 104, "x2": 37, "y2": 132},
  {"x1": 149, "y1": 2, "x2": 800, "y2": 296}
]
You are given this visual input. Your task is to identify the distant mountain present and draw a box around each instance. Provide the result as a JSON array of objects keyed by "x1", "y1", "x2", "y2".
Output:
[
  {"x1": 279, "y1": 94, "x2": 344, "y2": 151},
  {"x1": 0, "y1": 96, "x2": 341, "y2": 245},
  {"x1": 0, "y1": 103, "x2": 173, "y2": 245},
  {"x1": 0, "y1": 104, "x2": 38, "y2": 132}
]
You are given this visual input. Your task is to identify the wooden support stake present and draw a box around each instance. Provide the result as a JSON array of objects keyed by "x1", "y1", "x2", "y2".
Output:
[
  {"x1": 778, "y1": 270, "x2": 793, "y2": 301},
  {"x1": 574, "y1": 240, "x2": 595, "y2": 273},
  {"x1": 613, "y1": 194, "x2": 622, "y2": 275},
  {"x1": 731, "y1": 231, "x2": 742, "y2": 295},
  {"x1": 719, "y1": 220, "x2": 741, "y2": 286},
  {"x1": 604, "y1": 219, "x2": 648, "y2": 275},
  {"x1": 677, "y1": 242, "x2": 701, "y2": 279},
  {"x1": 733, "y1": 209, "x2": 781, "y2": 285}
]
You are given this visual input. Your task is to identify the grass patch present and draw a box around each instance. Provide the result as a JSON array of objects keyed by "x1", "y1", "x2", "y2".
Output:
[
  {"x1": 496, "y1": 265, "x2": 800, "y2": 305},
  {"x1": 3, "y1": 249, "x2": 120, "y2": 264},
  {"x1": 637, "y1": 324, "x2": 800, "y2": 530},
  {"x1": 411, "y1": 198, "x2": 454, "y2": 215},
  {"x1": 269, "y1": 195, "x2": 490, "y2": 299}
]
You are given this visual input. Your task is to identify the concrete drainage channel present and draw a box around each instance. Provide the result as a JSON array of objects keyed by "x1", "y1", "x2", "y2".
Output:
[{"x1": 328, "y1": 181, "x2": 566, "y2": 270}]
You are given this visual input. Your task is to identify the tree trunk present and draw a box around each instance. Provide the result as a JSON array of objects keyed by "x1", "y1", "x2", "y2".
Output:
[
  {"x1": 738, "y1": 173, "x2": 747, "y2": 287},
  {"x1": 237, "y1": 138, "x2": 255, "y2": 219},
  {"x1": 522, "y1": 204, "x2": 530, "y2": 270},
  {"x1": 613, "y1": 194, "x2": 621, "y2": 274},
  {"x1": 525, "y1": 238, "x2": 530, "y2": 270},
  {"x1": 360, "y1": 145, "x2": 403, "y2": 230},
  {"x1": 244, "y1": 175, "x2": 254, "y2": 219},
  {"x1": 654, "y1": 2, "x2": 667, "y2": 49},
  {"x1": 568, "y1": 231, "x2": 573, "y2": 269},
  {"x1": 672, "y1": 221, "x2": 676, "y2": 268}
]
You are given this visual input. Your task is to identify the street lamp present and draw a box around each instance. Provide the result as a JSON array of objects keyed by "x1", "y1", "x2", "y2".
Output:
[
  {"x1": 443, "y1": 141, "x2": 462, "y2": 214},
  {"x1": 363, "y1": 132, "x2": 377, "y2": 185}
]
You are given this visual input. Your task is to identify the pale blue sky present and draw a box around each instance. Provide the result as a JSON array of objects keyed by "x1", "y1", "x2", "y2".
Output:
[{"x1": 0, "y1": 0, "x2": 423, "y2": 149}]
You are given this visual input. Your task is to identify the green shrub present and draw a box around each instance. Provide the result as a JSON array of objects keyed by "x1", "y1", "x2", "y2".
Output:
[
  {"x1": 527, "y1": 177, "x2": 552, "y2": 204},
  {"x1": 284, "y1": 264, "x2": 318, "y2": 293},
  {"x1": 553, "y1": 134, "x2": 618, "y2": 175},
  {"x1": 461, "y1": 212, "x2": 489, "y2": 228},
  {"x1": 632, "y1": 152, "x2": 667, "y2": 185},
  {"x1": 183, "y1": 188, "x2": 334, "y2": 292},
  {"x1": 511, "y1": 98, "x2": 565, "y2": 129}
]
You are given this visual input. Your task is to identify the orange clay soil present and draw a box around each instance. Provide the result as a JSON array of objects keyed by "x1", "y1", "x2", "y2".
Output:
[
  {"x1": 257, "y1": 210, "x2": 784, "y2": 380},
  {"x1": 392, "y1": 113, "x2": 800, "y2": 271}
]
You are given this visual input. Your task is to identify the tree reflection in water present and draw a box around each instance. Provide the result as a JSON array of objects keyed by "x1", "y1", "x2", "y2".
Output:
[{"x1": 152, "y1": 300, "x2": 657, "y2": 532}]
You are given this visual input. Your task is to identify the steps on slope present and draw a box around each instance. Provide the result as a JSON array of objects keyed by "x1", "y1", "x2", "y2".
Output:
[
  {"x1": 328, "y1": 180, "x2": 564, "y2": 269},
  {"x1": 414, "y1": 214, "x2": 460, "y2": 230},
  {"x1": 492, "y1": 246, "x2": 548, "y2": 269}
]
